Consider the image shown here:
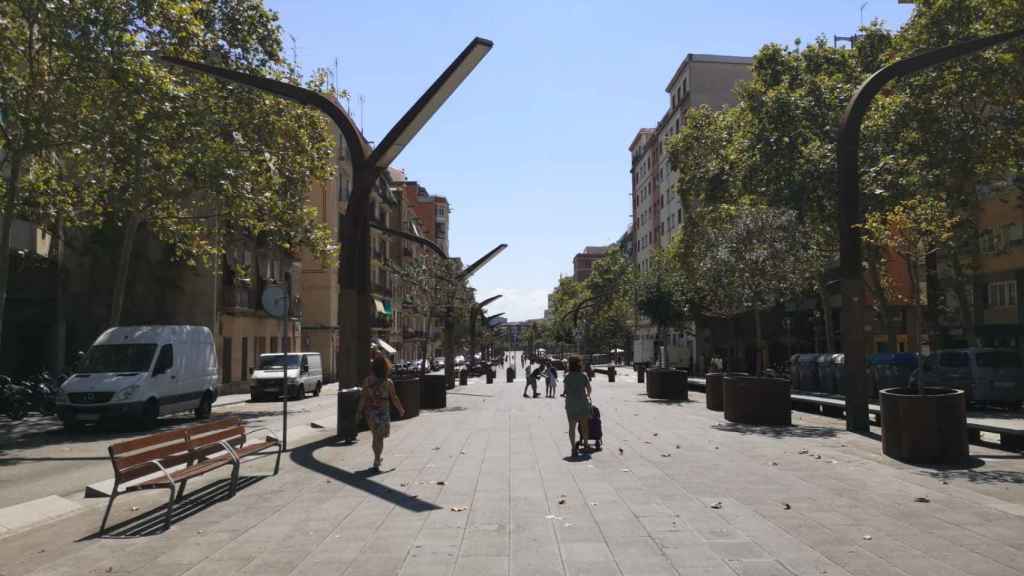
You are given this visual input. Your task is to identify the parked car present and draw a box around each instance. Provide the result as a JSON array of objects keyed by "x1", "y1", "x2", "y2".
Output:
[
  {"x1": 910, "y1": 348, "x2": 1023, "y2": 409},
  {"x1": 867, "y1": 353, "x2": 918, "y2": 397},
  {"x1": 56, "y1": 325, "x2": 219, "y2": 429},
  {"x1": 250, "y1": 352, "x2": 323, "y2": 401}
]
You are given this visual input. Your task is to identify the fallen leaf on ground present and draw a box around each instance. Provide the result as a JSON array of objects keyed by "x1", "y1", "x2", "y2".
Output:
[
  {"x1": 661, "y1": 453, "x2": 671, "y2": 457},
  {"x1": 620, "y1": 468, "x2": 631, "y2": 472},
  {"x1": 131, "y1": 506, "x2": 139, "y2": 511},
  {"x1": 460, "y1": 450, "x2": 466, "y2": 454},
  {"x1": 618, "y1": 448, "x2": 624, "y2": 455},
  {"x1": 782, "y1": 503, "x2": 791, "y2": 510},
  {"x1": 653, "y1": 433, "x2": 659, "y2": 436},
  {"x1": 815, "y1": 455, "x2": 822, "y2": 460},
  {"x1": 829, "y1": 460, "x2": 838, "y2": 464},
  {"x1": 590, "y1": 502, "x2": 598, "y2": 506},
  {"x1": 449, "y1": 506, "x2": 466, "y2": 512},
  {"x1": 770, "y1": 461, "x2": 778, "y2": 466},
  {"x1": 544, "y1": 514, "x2": 563, "y2": 520},
  {"x1": 675, "y1": 444, "x2": 680, "y2": 449},
  {"x1": 862, "y1": 535, "x2": 872, "y2": 541},
  {"x1": 710, "y1": 502, "x2": 722, "y2": 509},
  {"x1": 798, "y1": 449, "x2": 809, "y2": 454},
  {"x1": 558, "y1": 498, "x2": 566, "y2": 505},
  {"x1": 914, "y1": 497, "x2": 930, "y2": 503},
  {"x1": 436, "y1": 481, "x2": 446, "y2": 485}
]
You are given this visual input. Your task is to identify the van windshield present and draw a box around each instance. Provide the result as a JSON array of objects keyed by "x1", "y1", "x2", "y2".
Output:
[
  {"x1": 79, "y1": 344, "x2": 158, "y2": 374},
  {"x1": 259, "y1": 355, "x2": 300, "y2": 369},
  {"x1": 976, "y1": 351, "x2": 1022, "y2": 369}
]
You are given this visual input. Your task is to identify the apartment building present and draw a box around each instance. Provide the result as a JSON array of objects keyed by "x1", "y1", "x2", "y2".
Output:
[
  {"x1": 630, "y1": 54, "x2": 753, "y2": 369},
  {"x1": 572, "y1": 246, "x2": 611, "y2": 282}
]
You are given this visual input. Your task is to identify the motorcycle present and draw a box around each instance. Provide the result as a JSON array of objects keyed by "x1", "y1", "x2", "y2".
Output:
[
  {"x1": 20, "y1": 372, "x2": 58, "y2": 416},
  {"x1": 0, "y1": 375, "x2": 30, "y2": 421}
]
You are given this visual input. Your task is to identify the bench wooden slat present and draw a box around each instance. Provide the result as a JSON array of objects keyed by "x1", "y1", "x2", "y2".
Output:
[
  {"x1": 186, "y1": 416, "x2": 242, "y2": 436},
  {"x1": 111, "y1": 439, "x2": 192, "y2": 471},
  {"x1": 189, "y1": 426, "x2": 246, "y2": 449},
  {"x1": 109, "y1": 428, "x2": 188, "y2": 455}
]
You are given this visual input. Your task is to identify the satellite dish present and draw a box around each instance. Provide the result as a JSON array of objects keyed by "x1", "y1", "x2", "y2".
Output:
[{"x1": 262, "y1": 286, "x2": 288, "y2": 318}]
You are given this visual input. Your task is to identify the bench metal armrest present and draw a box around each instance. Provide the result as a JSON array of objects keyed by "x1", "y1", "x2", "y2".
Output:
[
  {"x1": 217, "y1": 440, "x2": 240, "y2": 464},
  {"x1": 245, "y1": 426, "x2": 280, "y2": 444},
  {"x1": 147, "y1": 459, "x2": 176, "y2": 487}
]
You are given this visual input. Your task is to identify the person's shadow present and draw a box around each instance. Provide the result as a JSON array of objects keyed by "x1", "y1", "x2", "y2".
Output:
[{"x1": 563, "y1": 453, "x2": 592, "y2": 462}]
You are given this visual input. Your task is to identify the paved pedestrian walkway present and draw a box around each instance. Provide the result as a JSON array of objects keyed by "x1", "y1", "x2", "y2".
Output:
[{"x1": 1, "y1": 365, "x2": 1023, "y2": 576}]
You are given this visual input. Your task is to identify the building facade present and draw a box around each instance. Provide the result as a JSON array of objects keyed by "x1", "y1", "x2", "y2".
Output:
[
  {"x1": 572, "y1": 245, "x2": 611, "y2": 282},
  {"x1": 630, "y1": 54, "x2": 753, "y2": 370}
]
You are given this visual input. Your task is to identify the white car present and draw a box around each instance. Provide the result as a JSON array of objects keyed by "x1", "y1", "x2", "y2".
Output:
[
  {"x1": 56, "y1": 326, "x2": 219, "y2": 429},
  {"x1": 250, "y1": 352, "x2": 323, "y2": 401}
]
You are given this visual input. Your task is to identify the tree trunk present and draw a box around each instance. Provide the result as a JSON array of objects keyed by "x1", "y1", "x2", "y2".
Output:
[
  {"x1": 949, "y1": 254, "x2": 976, "y2": 346},
  {"x1": 110, "y1": 213, "x2": 143, "y2": 327},
  {"x1": 51, "y1": 215, "x2": 66, "y2": 380},
  {"x1": 421, "y1": 312, "x2": 433, "y2": 375},
  {"x1": 866, "y1": 256, "x2": 898, "y2": 352},
  {"x1": 754, "y1": 309, "x2": 763, "y2": 374},
  {"x1": 907, "y1": 259, "x2": 922, "y2": 354},
  {"x1": 0, "y1": 154, "x2": 22, "y2": 349},
  {"x1": 818, "y1": 280, "x2": 834, "y2": 353}
]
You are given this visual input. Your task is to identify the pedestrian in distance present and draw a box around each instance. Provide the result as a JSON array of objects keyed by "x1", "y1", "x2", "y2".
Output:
[
  {"x1": 564, "y1": 355, "x2": 593, "y2": 458},
  {"x1": 524, "y1": 362, "x2": 543, "y2": 398},
  {"x1": 357, "y1": 356, "x2": 405, "y2": 471},
  {"x1": 545, "y1": 361, "x2": 558, "y2": 398}
]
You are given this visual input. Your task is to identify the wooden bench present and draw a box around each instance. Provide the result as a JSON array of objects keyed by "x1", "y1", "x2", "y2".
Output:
[{"x1": 101, "y1": 416, "x2": 281, "y2": 534}]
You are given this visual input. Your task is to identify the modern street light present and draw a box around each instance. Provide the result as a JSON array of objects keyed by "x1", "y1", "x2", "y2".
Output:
[
  {"x1": 469, "y1": 294, "x2": 503, "y2": 360},
  {"x1": 836, "y1": 28, "x2": 1024, "y2": 433},
  {"x1": 160, "y1": 37, "x2": 493, "y2": 437}
]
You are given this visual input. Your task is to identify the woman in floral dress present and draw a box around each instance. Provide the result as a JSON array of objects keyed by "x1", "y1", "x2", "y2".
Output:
[{"x1": 358, "y1": 357, "x2": 405, "y2": 470}]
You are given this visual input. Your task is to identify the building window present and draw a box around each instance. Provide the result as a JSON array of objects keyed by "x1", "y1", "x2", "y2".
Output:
[{"x1": 988, "y1": 280, "x2": 1018, "y2": 308}]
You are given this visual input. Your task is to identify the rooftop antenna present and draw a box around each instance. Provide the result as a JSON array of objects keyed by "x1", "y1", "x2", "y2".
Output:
[
  {"x1": 359, "y1": 94, "x2": 366, "y2": 133},
  {"x1": 333, "y1": 57, "x2": 339, "y2": 95}
]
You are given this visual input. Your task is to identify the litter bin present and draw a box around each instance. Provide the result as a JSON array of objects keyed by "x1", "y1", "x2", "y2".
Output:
[
  {"x1": 486, "y1": 368, "x2": 494, "y2": 384},
  {"x1": 338, "y1": 386, "x2": 362, "y2": 442},
  {"x1": 459, "y1": 369, "x2": 469, "y2": 386},
  {"x1": 635, "y1": 362, "x2": 648, "y2": 383},
  {"x1": 607, "y1": 365, "x2": 616, "y2": 383},
  {"x1": 506, "y1": 366, "x2": 515, "y2": 383},
  {"x1": 391, "y1": 375, "x2": 421, "y2": 420},
  {"x1": 795, "y1": 354, "x2": 821, "y2": 392},
  {"x1": 867, "y1": 353, "x2": 917, "y2": 398},
  {"x1": 816, "y1": 354, "x2": 842, "y2": 394},
  {"x1": 421, "y1": 374, "x2": 447, "y2": 409}
]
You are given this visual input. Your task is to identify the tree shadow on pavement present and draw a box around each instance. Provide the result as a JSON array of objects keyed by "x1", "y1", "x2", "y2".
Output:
[
  {"x1": 290, "y1": 436, "x2": 440, "y2": 513},
  {"x1": 711, "y1": 422, "x2": 838, "y2": 439},
  {"x1": 83, "y1": 475, "x2": 265, "y2": 539},
  {"x1": 917, "y1": 456, "x2": 1024, "y2": 484}
]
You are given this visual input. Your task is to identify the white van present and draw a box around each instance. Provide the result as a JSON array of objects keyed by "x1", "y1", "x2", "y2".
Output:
[
  {"x1": 56, "y1": 326, "x2": 219, "y2": 429},
  {"x1": 250, "y1": 352, "x2": 323, "y2": 401}
]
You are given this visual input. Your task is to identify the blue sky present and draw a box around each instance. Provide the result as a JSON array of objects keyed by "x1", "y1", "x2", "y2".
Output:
[{"x1": 266, "y1": 0, "x2": 914, "y2": 321}]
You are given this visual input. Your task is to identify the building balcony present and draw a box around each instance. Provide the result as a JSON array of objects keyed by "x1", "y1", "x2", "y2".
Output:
[{"x1": 222, "y1": 285, "x2": 259, "y2": 312}]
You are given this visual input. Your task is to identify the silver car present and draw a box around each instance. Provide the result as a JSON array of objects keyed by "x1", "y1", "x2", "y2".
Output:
[{"x1": 911, "y1": 348, "x2": 1023, "y2": 409}]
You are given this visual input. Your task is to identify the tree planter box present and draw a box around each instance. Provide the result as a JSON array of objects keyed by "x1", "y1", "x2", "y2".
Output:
[
  {"x1": 723, "y1": 375, "x2": 791, "y2": 425},
  {"x1": 880, "y1": 387, "x2": 968, "y2": 466},
  {"x1": 391, "y1": 376, "x2": 421, "y2": 420},
  {"x1": 420, "y1": 374, "x2": 447, "y2": 409},
  {"x1": 707, "y1": 372, "x2": 748, "y2": 411},
  {"x1": 647, "y1": 369, "x2": 688, "y2": 401}
]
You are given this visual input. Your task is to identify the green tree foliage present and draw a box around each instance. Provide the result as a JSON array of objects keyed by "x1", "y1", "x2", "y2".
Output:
[
  {"x1": 581, "y1": 248, "x2": 634, "y2": 355},
  {"x1": 634, "y1": 249, "x2": 691, "y2": 366},
  {"x1": 0, "y1": 0, "x2": 338, "y2": 343}
]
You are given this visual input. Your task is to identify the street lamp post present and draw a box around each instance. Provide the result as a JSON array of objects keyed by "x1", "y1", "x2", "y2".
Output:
[
  {"x1": 836, "y1": 28, "x2": 1024, "y2": 432},
  {"x1": 160, "y1": 38, "x2": 493, "y2": 438}
]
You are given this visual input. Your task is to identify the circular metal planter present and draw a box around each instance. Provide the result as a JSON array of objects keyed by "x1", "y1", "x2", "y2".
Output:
[
  {"x1": 706, "y1": 372, "x2": 724, "y2": 411},
  {"x1": 647, "y1": 369, "x2": 688, "y2": 401},
  {"x1": 420, "y1": 374, "x2": 447, "y2": 410},
  {"x1": 880, "y1": 387, "x2": 968, "y2": 466},
  {"x1": 391, "y1": 376, "x2": 421, "y2": 420},
  {"x1": 722, "y1": 375, "x2": 791, "y2": 426}
]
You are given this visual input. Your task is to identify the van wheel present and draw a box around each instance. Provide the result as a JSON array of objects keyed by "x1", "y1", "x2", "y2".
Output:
[
  {"x1": 195, "y1": 393, "x2": 213, "y2": 420},
  {"x1": 140, "y1": 399, "x2": 159, "y2": 430},
  {"x1": 314, "y1": 383, "x2": 322, "y2": 397}
]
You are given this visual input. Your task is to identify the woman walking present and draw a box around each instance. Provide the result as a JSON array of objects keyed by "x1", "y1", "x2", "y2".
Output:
[
  {"x1": 563, "y1": 355, "x2": 592, "y2": 458},
  {"x1": 358, "y1": 356, "x2": 405, "y2": 470}
]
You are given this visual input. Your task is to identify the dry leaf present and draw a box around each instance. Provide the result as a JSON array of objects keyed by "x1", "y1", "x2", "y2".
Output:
[
  {"x1": 782, "y1": 503, "x2": 791, "y2": 510},
  {"x1": 436, "y1": 481, "x2": 446, "y2": 485},
  {"x1": 914, "y1": 497, "x2": 930, "y2": 503},
  {"x1": 558, "y1": 498, "x2": 566, "y2": 505},
  {"x1": 618, "y1": 447, "x2": 624, "y2": 455},
  {"x1": 449, "y1": 506, "x2": 466, "y2": 512},
  {"x1": 661, "y1": 453, "x2": 671, "y2": 458},
  {"x1": 710, "y1": 502, "x2": 722, "y2": 509},
  {"x1": 798, "y1": 449, "x2": 809, "y2": 454},
  {"x1": 862, "y1": 535, "x2": 872, "y2": 541}
]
